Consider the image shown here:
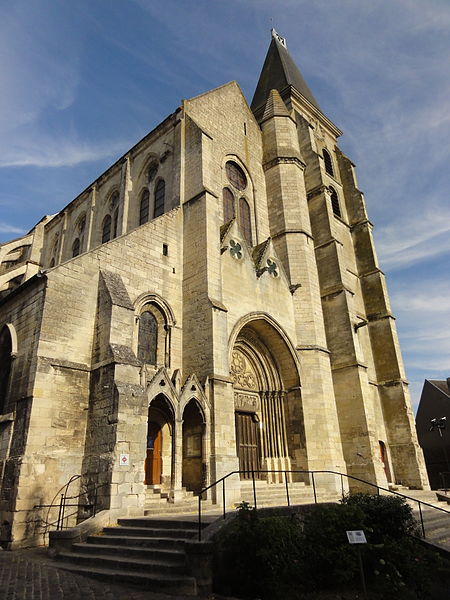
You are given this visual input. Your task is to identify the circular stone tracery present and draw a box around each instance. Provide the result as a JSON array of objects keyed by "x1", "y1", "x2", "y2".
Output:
[{"x1": 225, "y1": 161, "x2": 247, "y2": 191}]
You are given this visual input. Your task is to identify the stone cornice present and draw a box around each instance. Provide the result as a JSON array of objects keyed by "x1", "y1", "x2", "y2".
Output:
[
  {"x1": 272, "y1": 228, "x2": 314, "y2": 242},
  {"x1": 263, "y1": 156, "x2": 306, "y2": 172}
]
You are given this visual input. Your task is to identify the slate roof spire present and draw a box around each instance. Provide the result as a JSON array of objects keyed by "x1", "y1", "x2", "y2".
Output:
[{"x1": 251, "y1": 29, "x2": 321, "y2": 115}]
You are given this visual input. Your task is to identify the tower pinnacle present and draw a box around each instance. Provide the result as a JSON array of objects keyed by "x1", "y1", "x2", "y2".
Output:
[{"x1": 251, "y1": 30, "x2": 321, "y2": 115}]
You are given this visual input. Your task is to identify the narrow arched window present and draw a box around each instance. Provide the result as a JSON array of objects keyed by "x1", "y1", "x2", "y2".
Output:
[
  {"x1": 323, "y1": 149, "x2": 334, "y2": 176},
  {"x1": 139, "y1": 189, "x2": 150, "y2": 225},
  {"x1": 223, "y1": 188, "x2": 235, "y2": 223},
  {"x1": 112, "y1": 207, "x2": 119, "y2": 239},
  {"x1": 138, "y1": 312, "x2": 158, "y2": 364},
  {"x1": 102, "y1": 215, "x2": 112, "y2": 244},
  {"x1": 72, "y1": 238, "x2": 80, "y2": 258},
  {"x1": 0, "y1": 327, "x2": 12, "y2": 414},
  {"x1": 329, "y1": 186, "x2": 341, "y2": 218},
  {"x1": 154, "y1": 180, "x2": 165, "y2": 218},
  {"x1": 239, "y1": 198, "x2": 252, "y2": 246}
]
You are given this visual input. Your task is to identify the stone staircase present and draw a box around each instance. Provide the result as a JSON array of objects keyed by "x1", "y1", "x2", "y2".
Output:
[
  {"x1": 404, "y1": 489, "x2": 450, "y2": 552},
  {"x1": 144, "y1": 485, "x2": 214, "y2": 515},
  {"x1": 239, "y1": 479, "x2": 340, "y2": 508},
  {"x1": 55, "y1": 515, "x2": 210, "y2": 595}
]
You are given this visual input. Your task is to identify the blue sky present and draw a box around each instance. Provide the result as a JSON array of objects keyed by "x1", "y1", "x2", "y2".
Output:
[{"x1": 1, "y1": 0, "x2": 449, "y2": 410}]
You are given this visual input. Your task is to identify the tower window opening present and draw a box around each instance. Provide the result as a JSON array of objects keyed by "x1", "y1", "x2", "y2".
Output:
[
  {"x1": 163, "y1": 243, "x2": 168, "y2": 256},
  {"x1": 323, "y1": 149, "x2": 334, "y2": 177},
  {"x1": 329, "y1": 186, "x2": 341, "y2": 218}
]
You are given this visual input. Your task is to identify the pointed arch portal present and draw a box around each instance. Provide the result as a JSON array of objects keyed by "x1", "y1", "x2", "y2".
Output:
[{"x1": 230, "y1": 317, "x2": 304, "y2": 483}]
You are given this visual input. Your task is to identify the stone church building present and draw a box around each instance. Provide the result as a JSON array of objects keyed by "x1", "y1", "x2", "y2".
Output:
[{"x1": 0, "y1": 31, "x2": 428, "y2": 547}]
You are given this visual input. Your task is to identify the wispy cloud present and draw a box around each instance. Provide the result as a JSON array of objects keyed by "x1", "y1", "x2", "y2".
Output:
[{"x1": 0, "y1": 223, "x2": 26, "y2": 235}]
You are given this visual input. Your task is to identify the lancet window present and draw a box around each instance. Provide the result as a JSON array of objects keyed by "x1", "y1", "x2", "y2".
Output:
[
  {"x1": 223, "y1": 160, "x2": 253, "y2": 246},
  {"x1": 329, "y1": 186, "x2": 341, "y2": 218},
  {"x1": 0, "y1": 326, "x2": 13, "y2": 414},
  {"x1": 154, "y1": 180, "x2": 165, "y2": 218},
  {"x1": 138, "y1": 311, "x2": 158, "y2": 365},
  {"x1": 323, "y1": 148, "x2": 334, "y2": 176},
  {"x1": 139, "y1": 189, "x2": 150, "y2": 225}
]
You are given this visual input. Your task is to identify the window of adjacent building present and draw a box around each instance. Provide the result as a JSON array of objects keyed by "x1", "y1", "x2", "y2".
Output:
[
  {"x1": 0, "y1": 327, "x2": 12, "y2": 414},
  {"x1": 102, "y1": 215, "x2": 112, "y2": 243},
  {"x1": 140, "y1": 189, "x2": 150, "y2": 225},
  {"x1": 239, "y1": 197, "x2": 252, "y2": 247},
  {"x1": 323, "y1": 149, "x2": 334, "y2": 176},
  {"x1": 329, "y1": 186, "x2": 341, "y2": 218},
  {"x1": 72, "y1": 238, "x2": 80, "y2": 258},
  {"x1": 137, "y1": 311, "x2": 158, "y2": 365},
  {"x1": 223, "y1": 187, "x2": 235, "y2": 223},
  {"x1": 154, "y1": 180, "x2": 165, "y2": 218}
]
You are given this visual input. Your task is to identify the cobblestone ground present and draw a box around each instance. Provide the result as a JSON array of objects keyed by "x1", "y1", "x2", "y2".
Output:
[{"x1": 0, "y1": 548, "x2": 233, "y2": 600}]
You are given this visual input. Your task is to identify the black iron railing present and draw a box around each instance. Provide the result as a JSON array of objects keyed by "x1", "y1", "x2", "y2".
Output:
[
  {"x1": 197, "y1": 469, "x2": 450, "y2": 541},
  {"x1": 34, "y1": 475, "x2": 109, "y2": 531}
]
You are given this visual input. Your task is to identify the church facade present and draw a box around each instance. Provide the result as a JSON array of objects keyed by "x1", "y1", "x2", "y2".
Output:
[{"x1": 0, "y1": 31, "x2": 428, "y2": 547}]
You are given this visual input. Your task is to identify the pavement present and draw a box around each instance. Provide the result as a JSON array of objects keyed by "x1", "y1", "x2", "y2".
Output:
[{"x1": 0, "y1": 547, "x2": 235, "y2": 600}]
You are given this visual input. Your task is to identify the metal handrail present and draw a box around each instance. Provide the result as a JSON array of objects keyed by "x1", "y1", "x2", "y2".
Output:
[
  {"x1": 34, "y1": 478, "x2": 109, "y2": 531},
  {"x1": 197, "y1": 469, "x2": 450, "y2": 541}
]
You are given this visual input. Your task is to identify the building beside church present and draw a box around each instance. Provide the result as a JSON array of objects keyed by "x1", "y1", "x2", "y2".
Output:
[
  {"x1": 416, "y1": 379, "x2": 450, "y2": 489},
  {"x1": 0, "y1": 31, "x2": 428, "y2": 548}
]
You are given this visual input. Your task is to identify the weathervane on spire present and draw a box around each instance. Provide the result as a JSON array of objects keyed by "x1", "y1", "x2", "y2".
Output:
[{"x1": 271, "y1": 28, "x2": 287, "y2": 49}]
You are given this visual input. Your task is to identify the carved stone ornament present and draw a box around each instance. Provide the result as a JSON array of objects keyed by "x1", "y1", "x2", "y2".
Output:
[
  {"x1": 230, "y1": 349, "x2": 257, "y2": 390},
  {"x1": 234, "y1": 391, "x2": 261, "y2": 412}
]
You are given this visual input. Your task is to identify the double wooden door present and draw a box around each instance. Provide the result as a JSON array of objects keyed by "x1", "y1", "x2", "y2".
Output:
[
  {"x1": 145, "y1": 422, "x2": 162, "y2": 485},
  {"x1": 235, "y1": 411, "x2": 261, "y2": 479}
]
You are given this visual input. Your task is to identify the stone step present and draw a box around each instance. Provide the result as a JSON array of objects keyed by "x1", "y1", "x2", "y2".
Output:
[
  {"x1": 87, "y1": 534, "x2": 191, "y2": 551},
  {"x1": 117, "y1": 517, "x2": 201, "y2": 529},
  {"x1": 72, "y1": 542, "x2": 185, "y2": 563},
  {"x1": 57, "y1": 550, "x2": 187, "y2": 576},
  {"x1": 54, "y1": 562, "x2": 197, "y2": 595},
  {"x1": 102, "y1": 526, "x2": 197, "y2": 539}
]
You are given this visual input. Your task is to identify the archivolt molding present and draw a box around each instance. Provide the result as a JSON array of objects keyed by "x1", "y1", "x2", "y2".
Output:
[
  {"x1": 134, "y1": 292, "x2": 176, "y2": 327},
  {"x1": 228, "y1": 312, "x2": 301, "y2": 390},
  {"x1": 0, "y1": 323, "x2": 18, "y2": 357}
]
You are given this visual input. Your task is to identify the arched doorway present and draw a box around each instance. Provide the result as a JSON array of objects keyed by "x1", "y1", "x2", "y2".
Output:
[
  {"x1": 379, "y1": 440, "x2": 392, "y2": 483},
  {"x1": 182, "y1": 399, "x2": 205, "y2": 494},
  {"x1": 230, "y1": 318, "x2": 303, "y2": 483},
  {"x1": 145, "y1": 394, "x2": 174, "y2": 487}
]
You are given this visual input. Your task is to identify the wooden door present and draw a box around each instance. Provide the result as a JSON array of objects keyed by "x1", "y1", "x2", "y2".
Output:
[
  {"x1": 145, "y1": 422, "x2": 162, "y2": 485},
  {"x1": 235, "y1": 412, "x2": 261, "y2": 479}
]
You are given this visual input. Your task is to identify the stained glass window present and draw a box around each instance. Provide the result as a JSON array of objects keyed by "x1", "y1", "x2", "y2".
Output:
[
  {"x1": 102, "y1": 215, "x2": 112, "y2": 243},
  {"x1": 140, "y1": 189, "x2": 150, "y2": 225},
  {"x1": 0, "y1": 327, "x2": 12, "y2": 413},
  {"x1": 138, "y1": 311, "x2": 158, "y2": 364},
  {"x1": 226, "y1": 161, "x2": 247, "y2": 191},
  {"x1": 72, "y1": 238, "x2": 80, "y2": 257},
  {"x1": 239, "y1": 197, "x2": 252, "y2": 246},
  {"x1": 223, "y1": 188, "x2": 235, "y2": 222},
  {"x1": 154, "y1": 180, "x2": 165, "y2": 218}
]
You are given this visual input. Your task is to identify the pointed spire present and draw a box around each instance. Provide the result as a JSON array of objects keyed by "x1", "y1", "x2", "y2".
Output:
[
  {"x1": 260, "y1": 89, "x2": 291, "y2": 123},
  {"x1": 251, "y1": 30, "x2": 321, "y2": 115}
]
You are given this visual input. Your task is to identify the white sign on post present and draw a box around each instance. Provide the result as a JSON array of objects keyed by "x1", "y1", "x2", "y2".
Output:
[
  {"x1": 346, "y1": 530, "x2": 367, "y2": 544},
  {"x1": 119, "y1": 453, "x2": 130, "y2": 467}
]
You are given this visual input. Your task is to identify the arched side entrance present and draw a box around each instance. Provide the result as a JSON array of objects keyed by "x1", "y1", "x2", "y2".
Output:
[
  {"x1": 182, "y1": 399, "x2": 205, "y2": 494},
  {"x1": 230, "y1": 317, "x2": 304, "y2": 483},
  {"x1": 145, "y1": 394, "x2": 174, "y2": 487}
]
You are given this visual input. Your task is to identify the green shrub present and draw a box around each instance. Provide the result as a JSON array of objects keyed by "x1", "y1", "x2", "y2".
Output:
[{"x1": 341, "y1": 493, "x2": 420, "y2": 542}]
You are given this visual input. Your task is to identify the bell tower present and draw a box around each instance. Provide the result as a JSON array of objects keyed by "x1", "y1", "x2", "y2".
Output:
[{"x1": 252, "y1": 30, "x2": 429, "y2": 489}]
